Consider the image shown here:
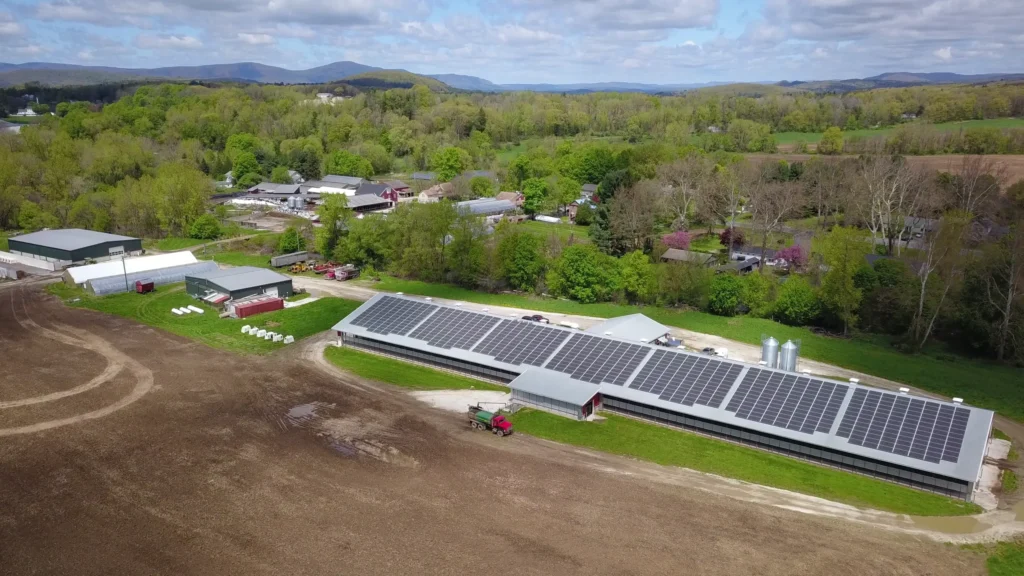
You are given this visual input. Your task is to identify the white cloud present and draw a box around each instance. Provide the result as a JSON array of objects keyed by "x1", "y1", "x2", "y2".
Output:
[
  {"x1": 237, "y1": 32, "x2": 274, "y2": 45},
  {"x1": 135, "y1": 34, "x2": 203, "y2": 49},
  {"x1": 934, "y1": 46, "x2": 952, "y2": 60}
]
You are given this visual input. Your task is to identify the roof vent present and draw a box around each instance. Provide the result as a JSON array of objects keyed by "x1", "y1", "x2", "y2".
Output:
[
  {"x1": 758, "y1": 361, "x2": 767, "y2": 366},
  {"x1": 482, "y1": 308, "x2": 489, "y2": 312},
  {"x1": 640, "y1": 338, "x2": 648, "y2": 343},
  {"x1": 898, "y1": 387, "x2": 910, "y2": 395},
  {"x1": 396, "y1": 292, "x2": 404, "y2": 295},
  {"x1": 953, "y1": 397, "x2": 963, "y2": 405},
  {"x1": 604, "y1": 331, "x2": 613, "y2": 336},
  {"x1": 849, "y1": 378, "x2": 860, "y2": 384},
  {"x1": 454, "y1": 302, "x2": 462, "y2": 306},
  {"x1": 801, "y1": 370, "x2": 811, "y2": 375},
  {"x1": 425, "y1": 297, "x2": 432, "y2": 301}
]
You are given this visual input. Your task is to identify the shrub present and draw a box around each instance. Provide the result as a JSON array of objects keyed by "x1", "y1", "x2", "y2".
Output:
[
  {"x1": 774, "y1": 276, "x2": 821, "y2": 325},
  {"x1": 707, "y1": 274, "x2": 743, "y2": 316},
  {"x1": 719, "y1": 227, "x2": 745, "y2": 248},
  {"x1": 189, "y1": 214, "x2": 221, "y2": 240},
  {"x1": 277, "y1": 226, "x2": 305, "y2": 253},
  {"x1": 574, "y1": 203, "x2": 595, "y2": 226},
  {"x1": 662, "y1": 230, "x2": 692, "y2": 250}
]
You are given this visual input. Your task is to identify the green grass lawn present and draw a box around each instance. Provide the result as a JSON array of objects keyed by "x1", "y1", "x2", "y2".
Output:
[
  {"x1": 144, "y1": 237, "x2": 209, "y2": 251},
  {"x1": 689, "y1": 235, "x2": 724, "y2": 253},
  {"x1": 286, "y1": 292, "x2": 311, "y2": 302},
  {"x1": 47, "y1": 283, "x2": 360, "y2": 354},
  {"x1": 324, "y1": 346, "x2": 507, "y2": 391},
  {"x1": 994, "y1": 429, "x2": 1012, "y2": 441},
  {"x1": 366, "y1": 275, "x2": 1024, "y2": 422},
  {"x1": 1002, "y1": 470, "x2": 1018, "y2": 493},
  {"x1": 519, "y1": 220, "x2": 590, "y2": 243},
  {"x1": 774, "y1": 118, "x2": 1024, "y2": 146},
  {"x1": 511, "y1": 410, "x2": 979, "y2": 516},
  {"x1": 198, "y1": 251, "x2": 273, "y2": 268},
  {"x1": 985, "y1": 540, "x2": 1024, "y2": 576},
  {"x1": 3, "y1": 116, "x2": 46, "y2": 124}
]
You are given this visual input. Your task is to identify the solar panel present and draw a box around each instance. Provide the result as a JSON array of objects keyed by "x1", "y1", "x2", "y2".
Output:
[
  {"x1": 407, "y1": 308, "x2": 500, "y2": 350},
  {"x1": 544, "y1": 333, "x2": 649, "y2": 385},
  {"x1": 471, "y1": 320, "x2": 569, "y2": 366},
  {"x1": 628, "y1": 350, "x2": 743, "y2": 408},
  {"x1": 835, "y1": 388, "x2": 972, "y2": 463},
  {"x1": 725, "y1": 369, "x2": 849, "y2": 435},
  {"x1": 350, "y1": 296, "x2": 438, "y2": 335}
]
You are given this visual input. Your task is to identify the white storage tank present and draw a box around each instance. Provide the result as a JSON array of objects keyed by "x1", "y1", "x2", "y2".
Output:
[
  {"x1": 779, "y1": 340, "x2": 799, "y2": 372},
  {"x1": 761, "y1": 336, "x2": 779, "y2": 368}
]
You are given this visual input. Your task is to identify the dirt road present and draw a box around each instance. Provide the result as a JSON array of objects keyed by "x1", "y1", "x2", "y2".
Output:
[{"x1": 0, "y1": 285, "x2": 996, "y2": 575}]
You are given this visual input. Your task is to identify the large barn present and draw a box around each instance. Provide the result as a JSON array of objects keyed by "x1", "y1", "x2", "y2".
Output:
[
  {"x1": 333, "y1": 294, "x2": 994, "y2": 501},
  {"x1": 5, "y1": 229, "x2": 142, "y2": 270},
  {"x1": 185, "y1": 266, "x2": 293, "y2": 301}
]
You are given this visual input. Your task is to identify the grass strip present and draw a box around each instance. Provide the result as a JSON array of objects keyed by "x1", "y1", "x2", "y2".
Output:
[
  {"x1": 511, "y1": 409, "x2": 981, "y2": 516},
  {"x1": 369, "y1": 275, "x2": 1024, "y2": 422},
  {"x1": 47, "y1": 283, "x2": 359, "y2": 355},
  {"x1": 1002, "y1": 470, "x2": 1018, "y2": 493},
  {"x1": 324, "y1": 346, "x2": 507, "y2": 392}
]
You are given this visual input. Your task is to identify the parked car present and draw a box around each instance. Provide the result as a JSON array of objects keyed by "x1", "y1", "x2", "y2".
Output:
[{"x1": 522, "y1": 314, "x2": 550, "y2": 324}]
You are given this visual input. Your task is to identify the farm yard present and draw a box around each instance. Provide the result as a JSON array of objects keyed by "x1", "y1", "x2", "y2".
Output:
[{"x1": 0, "y1": 284, "x2": 1005, "y2": 575}]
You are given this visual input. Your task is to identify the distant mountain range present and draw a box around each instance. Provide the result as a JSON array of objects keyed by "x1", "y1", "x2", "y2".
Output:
[{"x1": 1, "y1": 60, "x2": 1023, "y2": 94}]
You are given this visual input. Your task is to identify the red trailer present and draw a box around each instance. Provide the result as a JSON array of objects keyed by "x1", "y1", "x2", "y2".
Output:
[
  {"x1": 135, "y1": 279, "x2": 155, "y2": 294},
  {"x1": 232, "y1": 296, "x2": 284, "y2": 319}
]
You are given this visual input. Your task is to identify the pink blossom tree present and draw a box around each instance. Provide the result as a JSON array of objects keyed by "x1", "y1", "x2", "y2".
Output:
[
  {"x1": 776, "y1": 245, "x2": 806, "y2": 268},
  {"x1": 662, "y1": 230, "x2": 692, "y2": 250}
]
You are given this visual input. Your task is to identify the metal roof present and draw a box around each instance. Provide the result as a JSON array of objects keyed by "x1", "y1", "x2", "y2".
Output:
[
  {"x1": 347, "y1": 194, "x2": 393, "y2": 209},
  {"x1": 65, "y1": 251, "x2": 198, "y2": 284},
  {"x1": 333, "y1": 294, "x2": 994, "y2": 483},
  {"x1": 660, "y1": 249, "x2": 715, "y2": 264},
  {"x1": 186, "y1": 266, "x2": 290, "y2": 292},
  {"x1": 510, "y1": 369, "x2": 601, "y2": 405},
  {"x1": 412, "y1": 171, "x2": 436, "y2": 180},
  {"x1": 456, "y1": 199, "x2": 515, "y2": 215},
  {"x1": 322, "y1": 175, "x2": 364, "y2": 186},
  {"x1": 10, "y1": 229, "x2": 138, "y2": 251},
  {"x1": 585, "y1": 314, "x2": 670, "y2": 342}
]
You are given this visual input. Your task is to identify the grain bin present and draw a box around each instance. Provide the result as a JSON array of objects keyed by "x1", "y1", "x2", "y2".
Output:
[
  {"x1": 779, "y1": 340, "x2": 799, "y2": 372},
  {"x1": 761, "y1": 336, "x2": 779, "y2": 368}
]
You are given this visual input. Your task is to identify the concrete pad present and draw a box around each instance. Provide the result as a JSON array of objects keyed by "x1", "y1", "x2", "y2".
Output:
[
  {"x1": 974, "y1": 464, "x2": 1002, "y2": 511},
  {"x1": 409, "y1": 389, "x2": 510, "y2": 414},
  {"x1": 988, "y1": 438, "x2": 1011, "y2": 461}
]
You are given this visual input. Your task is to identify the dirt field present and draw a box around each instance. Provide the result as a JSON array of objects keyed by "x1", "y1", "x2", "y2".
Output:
[
  {"x1": 0, "y1": 285, "x2": 989, "y2": 576},
  {"x1": 748, "y1": 153, "x2": 1024, "y2": 182}
]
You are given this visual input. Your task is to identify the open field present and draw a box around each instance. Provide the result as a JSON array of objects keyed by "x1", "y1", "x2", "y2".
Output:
[
  {"x1": 518, "y1": 220, "x2": 590, "y2": 243},
  {"x1": 0, "y1": 284, "x2": 991, "y2": 575},
  {"x1": 512, "y1": 410, "x2": 978, "y2": 516},
  {"x1": 367, "y1": 276, "x2": 1024, "y2": 422},
  {"x1": 143, "y1": 236, "x2": 209, "y2": 251},
  {"x1": 324, "y1": 346, "x2": 507, "y2": 392},
  {"x1": 747, "y1": 153, "x2": 1024, "y2": 183},
  {"x1": 774, "y1": 118, "x2": 1024, "y2": 147},
  {"x1": 46, "y1": 283, "x2": 359, "y2": 354}
]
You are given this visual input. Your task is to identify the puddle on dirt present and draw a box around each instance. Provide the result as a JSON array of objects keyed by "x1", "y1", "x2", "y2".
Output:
[
  {"x1": 284, "y1": 404, "x2": 418, "y2": 467},
  {"x1": 910, "y1": 515, "x2": 988, "y2": 534}
]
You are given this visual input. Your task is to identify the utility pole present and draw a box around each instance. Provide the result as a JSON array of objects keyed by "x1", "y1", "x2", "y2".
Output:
[{"x1": 122, "y1": 254, "x2": 130, "y2": 293}]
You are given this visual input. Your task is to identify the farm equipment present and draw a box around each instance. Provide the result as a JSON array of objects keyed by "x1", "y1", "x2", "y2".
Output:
[
  {"x1": 312, "y1": 261, "x2": 338, "y2": 274},
  {"x1": 334, "y1": 264, "x2": 360, "y2": 281},
  {"x1": 467, "y1": 405, "x2": 513, "y2": 437},
  {"x1": 289, "y1": 262, "x2": 312, "y2": 273}
]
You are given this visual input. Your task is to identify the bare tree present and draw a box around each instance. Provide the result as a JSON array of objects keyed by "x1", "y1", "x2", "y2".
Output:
[
  {"x1": 747, "y1": 166, "x2": 803, "y2": 268},
  {"x1": 609, "y1": 180, "x2": 660, "y2": 253},
  {"x1": 699, "y1": 164, "x2": 743, "y2": 258},
  {"x1": 855, "y1": 155, "x2": 930, "y2": 256},
  {"x1": 656, "y1": 155, "x2": 716, "y2": 230},
  {"x1": 909, "y1": 210, "x2": 971, "y2": 350},
  {"x1": 985, "y1": 223, "x2": 1024, "y2": 361},
  {"x1": 947, "y1": 155, "x2": 1008, "y2": 215},
  {"x1": 803, "y1": 156, "x2": 850, "y2": 229}
]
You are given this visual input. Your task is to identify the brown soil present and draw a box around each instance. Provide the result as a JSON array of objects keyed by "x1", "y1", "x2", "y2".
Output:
[{"x1": 0, "y1": 285, "x2": 987, "y2": 576}]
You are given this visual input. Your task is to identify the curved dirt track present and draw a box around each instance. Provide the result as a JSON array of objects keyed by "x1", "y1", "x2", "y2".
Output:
[{"x1": 0, "y1": 286, "x2": 995, "y2": 575}]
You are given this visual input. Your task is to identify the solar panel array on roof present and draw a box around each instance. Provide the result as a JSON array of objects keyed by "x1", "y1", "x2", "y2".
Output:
[
  {"x1": 725, "y1": 369, "x2": 849, "y2": 435},
  {"x1": 472, "y1": 320, "x2": 569, "y2": 366},
  {"x1": 408, "y1": 307, "x2": 501, "y2": 350},
  {"x1": 545, "y1": 334, "x2": 649, "y2": 385},
  {"x1": 836, "y1": 389, "x2": 971, "y2": 463},
  {"x1": 349, "y1": 295, "x2": 437, "y2": 335},
  {"x1": 630, "y1": 351, "x2": 742, "y2": 408}
]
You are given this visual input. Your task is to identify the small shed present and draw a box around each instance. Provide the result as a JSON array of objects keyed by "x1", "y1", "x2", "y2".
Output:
[
  {"x1": 510, "y1": 369, "x2": 601, "y2": 421},
  {"x1": 185, "y1": 266, "x2": 293, "y2": 300},
  {"x1": 585, "y1": 314, "x2": 670, "y2": 343}
]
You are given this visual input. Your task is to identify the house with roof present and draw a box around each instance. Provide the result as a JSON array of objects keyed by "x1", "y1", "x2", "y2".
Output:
[
  {"x1": 13, "y1": 108, "x2": 38, "y2": 117},
  {"x1": 581, "y1": 183, "x2": 598, "y2": 196},
  {"x1": 385, "y1": 180, "x2": 412, "y2": 198},
  {"x1": 495, "y1": 191, "x2": 524, "y2": 208},
  {"x1": 418, "y1": 182, "x2": 455, "y2": 203}
]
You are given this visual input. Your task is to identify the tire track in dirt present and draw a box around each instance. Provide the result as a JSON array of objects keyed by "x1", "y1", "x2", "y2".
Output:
[{"x1": 0, "y1": 287, "x2": 154, "y2": 437}]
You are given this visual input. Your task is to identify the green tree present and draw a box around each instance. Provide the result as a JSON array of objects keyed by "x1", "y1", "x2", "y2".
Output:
[
  {"x1": 334, "y1": 214, "x2": 392, "y2": 268},
  {"x1": 741, "y1": 271, "x2": 777, "y2": 317},
  {"x1": 18, "y1": 200, "x2": 59, "y2": 231},
  {"x1": 225, "y1": 133, "x2": 262, "y2": 161},
  {"x1": 546, "y1": 244, "x2": 620, "y2": 303},
  {"x1": 189, "y1": 213, "x2": 221, "y2": 240},
  {"x1": 496, "y1": 229, "x2": 544, "y2": 291},
  {"x1": 289, "y1": 148, "x2": 321, "y2": 181},
  {"x1": 152, "y1": 163, "x2": 214, "y2": 237},
  {"x1": 388, "y1": 202, "x2": 457, "y2": 281},
  {"x1": 574, "y1": 203, "x2": 595, "y2": 226},
  {"x1": 232, "y1": 151, "x2": 262, "y2": 185},
  {"x1": 359, "y1": 143, "x2": 393, "y2": 175},
  {"x1": 446, "y1": 213, "x2": 487, "y2": 287},
  {"x1": 597, "y1": 169, "x2": 633, "y2": 202},
  {"x1": 522, "y1": 177, "x2": 550, "y2": 214},
  {"x1": 818, "y1": 127, "x2": 844, "y2": 155},
  {"x1": 774, "y1": 276, "x2": 821, "y2": 325},
  {"x1": 430, "y1": 146, "x2": 472, "y2": 182},
  {"x1": 619, "y1": 250, "x2": 656, "y2": 303},
  {"x1": 707, "y1": 274, "x2": 743, "y2": 316},
  {"x1": 315, "y1": 194, "x2": 350, "y2": 257},
  {"x1": 278, "y1": 226, "x2": 306, "y2": 254},
  {"x1": 820, "y1": 226, "x2": 869, "y2": 334},
  {"x1": 469, "y1": 176, "x2": 496, "y2": 198},
  {"x1": 555, "y1": 176, "x2": 581, "y2": 211},
  {"x1": 31, "y1": 103, "x2": 50, "y2": 115},
  {"x1": 270, "y1": 165, "x2": 292, "y2": 184},
  {"x1": 324, "y1": 150, "x2": 374, "y2": 179}
]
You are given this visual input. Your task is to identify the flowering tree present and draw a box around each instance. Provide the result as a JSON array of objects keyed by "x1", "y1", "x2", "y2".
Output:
[
  {"x1": 776, "y1": 245, "x2": 806, "y2": 268},
  {"x1": 662, "y1": 230, "x2": 692, "y2": 250},
  {"x1": 719, "y1": 227, "x2": 745, "y2": 248}
]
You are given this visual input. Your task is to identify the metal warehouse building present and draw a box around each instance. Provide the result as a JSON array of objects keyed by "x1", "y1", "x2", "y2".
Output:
[
  {"x1": 333, "y1": 294, "x2": 995, "y2": 501},
  {"x1": 185, "y1": 266, "x2": 293, "y2": 301},
  {"x1": 6, "y1": 229, "x2": 142, "y2": 269}
]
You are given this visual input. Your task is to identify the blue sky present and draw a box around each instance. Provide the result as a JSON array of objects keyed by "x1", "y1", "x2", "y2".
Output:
[{"x1": 1, "y1": 0, "x2": 1020, "y2": 84}]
